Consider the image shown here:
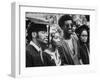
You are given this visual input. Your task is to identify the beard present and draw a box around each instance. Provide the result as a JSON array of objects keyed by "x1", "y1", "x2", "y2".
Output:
[
  {"x1": 63, "y1": 30, "x2": 72, "y2": 39},
  {"x1": 37, "y1": 39, "x2": 48, "y2": 50},
  {"x1": 64, "y1": 29, "x2": 72, "y2": 34},
  {"x1": 36, "y1": 34, "x2": 48, "y2": 44},
  {"x1": 37, "y1": 38, "x2": 48, "y2": 45}
]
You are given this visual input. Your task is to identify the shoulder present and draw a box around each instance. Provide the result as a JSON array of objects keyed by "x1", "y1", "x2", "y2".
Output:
[
  {"x1": 43, "y1": 49, "x2": 54, "y2": 57},
  {"x1": 26, "y1": 44, "x2": 33, "y2": 51},
  {"x1": 26, "y1": 44, "x2": 38, "y2": 55},
  {"x1": 27, "y1": 44, "x2": 37, "y2": 50}
]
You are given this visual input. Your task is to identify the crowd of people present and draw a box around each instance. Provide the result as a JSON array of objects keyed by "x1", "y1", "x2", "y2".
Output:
[{"x1": 26, "y1": 14, "x2": 90, "y2": 67}]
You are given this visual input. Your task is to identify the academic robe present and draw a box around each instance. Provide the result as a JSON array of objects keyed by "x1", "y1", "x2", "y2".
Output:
[
  {"x1": 26, "y1": 44, "x2": 56, "y2": 67},
  {"x1": 26, "y1": 44, "x2": 44, "y2": 67}
]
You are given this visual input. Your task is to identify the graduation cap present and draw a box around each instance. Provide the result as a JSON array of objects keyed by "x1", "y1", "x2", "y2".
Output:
[
  {"x1": 27, "y1": 17, "x2": 49, "y2": 41},
  {"x1": 27, "y1": 17, "x2": 49, "y2": 32}
]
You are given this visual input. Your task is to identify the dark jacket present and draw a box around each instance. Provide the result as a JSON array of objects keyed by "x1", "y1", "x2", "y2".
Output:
[
  {"x1": 26, "y1": 44, "x2": 56, "y2": 67},
  {"x1": 79, "y1": 42, "x2": 89, "y2": 64},
  {"x1": 26, "y1": 44, "x2": 44, "y2": 67}
]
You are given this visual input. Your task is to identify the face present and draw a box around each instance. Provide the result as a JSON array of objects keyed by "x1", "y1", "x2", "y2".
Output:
[
  {"x1": 46, "y1": 16, "x2": 55, "y2": 24},
  {"x1": 80, "y1": 30, "x2": 88, "y2": 43},
  {"x1": 37, "y1": 31, "x2": 48, "y2": 44},
  {"x1": 50, "y1": 26, "x2": 57, "y2": 42},
  {"x1": 63, "y1": 20, "x2": 73, "y2": 34},
  {"x1": 73, "y1": 15, "x2": 82, "y2": 26},
  {"x1": 50, "y1": 27, "x2": 60, "y2": 46},
  {"x1": 53, "y1": 32, "x2": 60, "y2": 42},
  {"x1": 72, "y1": 25, "x2": 77, "y2": 32}
]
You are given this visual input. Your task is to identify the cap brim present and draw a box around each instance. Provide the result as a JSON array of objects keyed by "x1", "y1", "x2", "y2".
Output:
[{"x1": 26, "y1": 17, "x2": 49, "y2": 25}]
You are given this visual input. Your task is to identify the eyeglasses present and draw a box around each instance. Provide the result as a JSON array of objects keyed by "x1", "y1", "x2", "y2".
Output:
[{"x1": 64, "y1": 24, "x2": 73, "y2": 28}]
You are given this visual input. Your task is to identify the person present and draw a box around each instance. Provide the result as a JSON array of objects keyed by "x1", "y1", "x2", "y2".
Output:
[
  {"x1": 26, "y1": 19, "x2": 31, "y2": 45},
  {"x1": 58, "y1": 14, "x2": 81, "y2": 65},
  {"x1": 76, "y1": 25, "x2": 90, "y2": 64},
  {"x1": 26, "y1": 21, "x2": 51, "y2": 67},
  {"x1": 44, "y1": 26, "x2": 62, "y2": 66}
]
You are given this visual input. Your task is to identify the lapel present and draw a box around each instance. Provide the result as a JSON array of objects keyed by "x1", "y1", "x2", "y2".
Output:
[
  {"x1": 72, "y1": 36, "x2": 78, "y2": 56},
  {"x1": 72, "y1": 37, "x2": 80, "y2": 64},
  {"x1": 30, "y1": 41, "x2": 44, "y2": 63}
]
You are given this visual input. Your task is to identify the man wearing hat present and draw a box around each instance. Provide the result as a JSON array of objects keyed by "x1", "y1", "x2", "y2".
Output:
[
  {"x1": 26, "y1": 21, "x2": 49, "y2": 67},
  {"x1": 58, "y1": 15, "x2": 81, "y2": 65}
]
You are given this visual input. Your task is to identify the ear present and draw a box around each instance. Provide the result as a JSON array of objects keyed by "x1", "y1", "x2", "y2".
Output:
[{"x1": 32, "y1": 32, "x2": 37, "y2": 38}]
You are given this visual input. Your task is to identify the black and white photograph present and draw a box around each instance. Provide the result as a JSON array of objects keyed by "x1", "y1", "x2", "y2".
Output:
[
  {"x1": 10, "y1": 2, "x2": 97, "y2": 77},
  {"x1": 25, "y1": 12, "x2": 90, "y2": 67}
]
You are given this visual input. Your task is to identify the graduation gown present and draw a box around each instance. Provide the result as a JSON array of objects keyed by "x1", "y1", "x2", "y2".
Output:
[{"x1": 26, "y1": 44, "x2": 44, "y2": 67}]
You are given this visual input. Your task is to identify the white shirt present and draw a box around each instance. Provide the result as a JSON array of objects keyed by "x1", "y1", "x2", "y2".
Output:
[
  {"x1": 44, "y1": 49, "x2": 61, "y2": 66},
  {"x1": 30, "y1": 41, "x2": 41, "y2": 52},
  {"x1": 65, "y1": 38, "x2": 74, "y2": 56}
]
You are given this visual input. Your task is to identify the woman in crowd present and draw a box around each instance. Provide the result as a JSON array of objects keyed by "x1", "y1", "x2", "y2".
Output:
[{"x1": 76, "y1": 25, "x2": 90, "y2": 64}]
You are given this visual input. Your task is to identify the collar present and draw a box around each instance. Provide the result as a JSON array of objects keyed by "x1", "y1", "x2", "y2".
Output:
[{"x1": 30, "y1": 41, "x2": 41, "y2": 52}]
